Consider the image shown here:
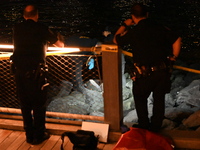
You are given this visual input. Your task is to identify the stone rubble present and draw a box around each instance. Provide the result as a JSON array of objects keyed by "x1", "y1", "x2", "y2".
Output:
[{"x1": 47, "y1": 61, "x2": 200, "y2": 131}]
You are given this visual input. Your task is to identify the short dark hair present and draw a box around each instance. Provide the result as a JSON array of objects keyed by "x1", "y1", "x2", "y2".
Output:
[
  {"x1": 23, "y1": 5, "x2": 38, "y2": 18},
  {"x1": 130, "y1": 3, "x2": 148, "y2": 18}
]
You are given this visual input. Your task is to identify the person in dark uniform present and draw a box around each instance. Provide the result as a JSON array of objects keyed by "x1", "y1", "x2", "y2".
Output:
[
  {"x1": 102, "y1": 26, "x2": 114, "y2": 44},
  {"x1": 113, "y1": 3, "x2": 181, "y2": 132},
  {"x1": 12, "y1": 5, "x2": 64, "y2": 145}
]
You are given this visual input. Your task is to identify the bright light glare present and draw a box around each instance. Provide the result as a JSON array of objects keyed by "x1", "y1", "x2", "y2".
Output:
[
  {"x1": 0, "y1": 44, "x2": 14, "y2": 49},
  {"x1": 47, "y1": 47, "x2": 80, "y2": 52},
  {"x1": 0, "y1": 44, "x2": 80, "y2": 53}
]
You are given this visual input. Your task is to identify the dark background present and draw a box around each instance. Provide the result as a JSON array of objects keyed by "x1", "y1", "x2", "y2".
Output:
[{"x1": 0, "y1": 0, "x2": 200, "y2": 63}]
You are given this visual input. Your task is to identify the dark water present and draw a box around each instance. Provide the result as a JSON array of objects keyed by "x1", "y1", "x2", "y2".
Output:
[
  {"x1": 0, "y1": 0, "x2": 122, "y2": 43},
  {"x1": 0, "y1": 0, "x2": 200, "y2": 63},
  {"x1": 0, "y1": 1, "x2": 192, "y2": 41}
]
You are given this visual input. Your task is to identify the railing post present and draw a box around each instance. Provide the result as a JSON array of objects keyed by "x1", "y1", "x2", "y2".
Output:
[{"x1": 101, "y1": 44, "x2": 123, "y2": 131}]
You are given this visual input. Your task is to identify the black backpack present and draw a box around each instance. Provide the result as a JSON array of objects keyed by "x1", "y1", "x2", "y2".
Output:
[{"x1": 61, "y1": 130, "x2": 99, "y2": 150}]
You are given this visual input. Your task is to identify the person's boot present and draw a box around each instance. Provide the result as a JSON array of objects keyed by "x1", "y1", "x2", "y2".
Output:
[{"x1": 32, "y1": 132, "x2": 50, "y2": 145}]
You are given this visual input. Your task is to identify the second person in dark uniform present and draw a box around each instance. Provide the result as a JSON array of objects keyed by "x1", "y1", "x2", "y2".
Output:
[{"x1": 113, "y1": 3, "x2": 181, "y2": 132}]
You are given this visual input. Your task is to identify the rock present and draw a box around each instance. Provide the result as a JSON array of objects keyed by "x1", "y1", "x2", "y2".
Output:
[
  {"x1": 125, "y1": 77, "x2": 133, "y2": 89},
  {"x1": 123, "y1": 98, "x2": 134, "y2": 111},
  {"x1": 57, "y1": 80, "x2": 73, "y2": 97},
  {"x1": 123, "y1": 100, "x2": 153, "y2": 127},
  {"x1": 162, "y1": 119, "x2": 177, "y2": 130},
  {"x1": 165, "y1": 93, "x2": 176, "y2": 107},
  {"x1": 176, "y1": 79, "x2": 200, "y2": 108},
  {"x1": 47, "y1": 90, "x2": 90, "y2": 115},
  {"x1": 79, "y1": 85, "x2": 104, "y2": 111},
  {"x1": 46, "y1": 60, "x2": 200, "y2": 131},
  {"x1": 196, "y1": 126, "x2": 200, "y2": 131},
  {"x1": 84, "y1": 79, "x2": 102, "y2": 92},
  {"x1": 123, "y1": 109, "x2": 138, "y2": 127},
  {"x1": 182, "y1": 110, "x2": 200, "y2": 128},
  {"x1": 122, "y1": 87, "x2": 133, "y2": 101},
  {"x1": 89, "y1": 111, "x2": 104, "y2": 117},
  {"x1": 47, "y1": 97, "x2": 69, "y2": 113},
  {"x1": 165, "y1": 107, "x2": 193, "y2": 122}
]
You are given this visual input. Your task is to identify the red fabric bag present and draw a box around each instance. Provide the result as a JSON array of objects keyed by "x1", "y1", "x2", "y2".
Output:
[{"x1": 113, "y1": 127, "x2": 174, "y2": 150}]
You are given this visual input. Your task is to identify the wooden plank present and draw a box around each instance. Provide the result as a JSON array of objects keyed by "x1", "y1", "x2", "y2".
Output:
[
  {"x1": 0, "y1": 129, "x2": 12, "y2": 143},
  {"x1": 0, "y1": 129, "x2": 4, "y2": 134},
  {"x1": 51, "y1": 136, "x2": 63, "y2": 150},
  {"x1": 97, "y1": 142, "x2": 106, "y2": 149},
  {"x1": 14, "y1": 130, "x2": 31, "y2": 150},
  {"x1": 29, "y1": 139, "x2": 48, "y2": 150},
  {"x1": 160, "y1": 130, "x2": 200, "y2": 149},
  {"x1": 0, "y1": 118, "x2": 23, "y2": 131},
  {"x1": 108, "y1": 131, "x2": 121, "y2": 142},
  {"x1": 46, "y1": 122, "x2": 81, "y2": 132},
  {"x1": 1, "y1": 119, "x2": 23, "y2": 126},
  {"x1": 17, "y1": 140, "x2": 32, "y2": 150},
  {"x1": 52, "y1": 136, "x2": 70, "y2": 150},
  {"x1": 0, "y1": 131, "x2": 21, "y2": 150},
  {"x1": 63, "y1": 137, "x2": 73, "y2": 150},
  {"x1": 41, "y1": 135, "x2": 60, "y2": 150},
  {"x1": 103, "y1": 142, "x2": 116, "y2": 150},
  {"x1": 5, "y1": 132, "x2": 25, "y2": 150}
]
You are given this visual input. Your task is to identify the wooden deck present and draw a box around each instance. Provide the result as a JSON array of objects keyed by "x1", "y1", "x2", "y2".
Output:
[
  {"x1": 1, "y1": 117, "x2": 200, "y2": 150},
  {"x1": 1, "y1": 129, "x2": 200, "y2": 150},
  {"x1": 0, "y1": 129, "x2": 117, "y2": 150},
  {"x1": 0, "y1": 117, "x2": 119, "y2": 150}
]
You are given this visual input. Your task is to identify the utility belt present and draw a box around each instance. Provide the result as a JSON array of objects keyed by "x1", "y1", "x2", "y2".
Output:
[
  {"x1": 27, "y1": 63, "x2": 49, "y2": 90},
  {"x1": 28, "y1": 63, "x2": 48, "y2": 80},
  {"x1": 11, "y1": 63, "x2": 48, "y2": 76},
  {"x1": 132, "y1": 61, "x2": 169, "y2": 79},
  {"x1": 11, "y1": 62, "x2": 49, "y2": 90}
]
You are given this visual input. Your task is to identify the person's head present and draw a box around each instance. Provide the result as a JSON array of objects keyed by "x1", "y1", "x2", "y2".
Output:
[
  {"x1": 23, "y1": 5, "x2": 38, "y2": 22},
  {"x1": 130, "y1": 3, "x2": 148, "y2": 23},
  {"x1": 102, "y1": 26, "x2": 114, "y2": 37}
]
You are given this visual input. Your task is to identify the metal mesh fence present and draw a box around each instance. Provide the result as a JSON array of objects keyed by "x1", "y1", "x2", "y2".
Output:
[{"x1": 0, "y1": 54, "x2": 102, "y2": 111}]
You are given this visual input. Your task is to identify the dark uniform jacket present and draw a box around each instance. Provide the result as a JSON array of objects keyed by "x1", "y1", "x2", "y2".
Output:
[
  {"x1": 13, "y1": 19, "x2": 58, "y2": 70},
  {"x1": 116, "y1": 18, "x2": 179, "y2": 66}
]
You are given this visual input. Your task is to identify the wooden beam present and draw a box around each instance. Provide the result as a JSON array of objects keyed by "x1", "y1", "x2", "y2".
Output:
[{"x1": 101, "y1": 45, "x2": 123, "y2": 131}]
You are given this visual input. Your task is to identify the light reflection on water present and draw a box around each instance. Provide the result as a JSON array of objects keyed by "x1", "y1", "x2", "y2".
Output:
[
  {"x1": 0, "y1": 0, "x2": 196, "y2": 58},
  {"x1": 0, "y1": 0, "x2": 124, "y2": 43},
  {"x1": 1, "y1": 0, "x2": 183, "y2": 44}
]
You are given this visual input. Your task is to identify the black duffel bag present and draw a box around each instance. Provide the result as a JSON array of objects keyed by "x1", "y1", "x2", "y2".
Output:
[{"x1": 61, "y1": 130, "x2": 99, "y2": 150}]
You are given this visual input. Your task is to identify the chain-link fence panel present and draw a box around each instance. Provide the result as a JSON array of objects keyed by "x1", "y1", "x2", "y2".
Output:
[
  {"x1": 0, "y1": 54, "x2": 102, "y2": 117},
  {"x1": 0, "y1": 59, "x2": 19, "y2": 108}
]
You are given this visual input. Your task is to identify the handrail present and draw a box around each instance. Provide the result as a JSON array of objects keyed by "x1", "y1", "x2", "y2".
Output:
[
  {"x1": 173, "y1": 65, "x2": 200, "y2": 74},
  {"x1": 0, "y1": 107, "x2": 104, "y2": 122},
  {"x1": 1, "y1": 46, "x2": 200, "y2": 75},
  {"x1": 0, "y1": 45, "x2": 101, "y2": 60},
  {"x1": 120, "y1": 50, "x2": 200, "y2": 74}
]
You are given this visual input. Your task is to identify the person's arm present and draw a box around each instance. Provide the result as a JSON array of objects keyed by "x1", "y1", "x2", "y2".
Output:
[
  {"x1": 169, "y1": 37, "x2": 181, "y2": 61},
  {"x1": 172, "y1": 37, "x2": 181, "y2": 58},
  {"x1": 53, "y1": 32, "x2": 64, "y2": 47},
  {"x1": 113, "y1": 19, "x2": 134, "y2": 44},
  {"x1": 53, "y1": 40, "x2": 64, "y2": 47}
]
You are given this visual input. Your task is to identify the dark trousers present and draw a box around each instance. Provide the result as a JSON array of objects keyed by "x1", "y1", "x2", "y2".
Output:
[
  {"x1": 15, "y1": 69, "x2": 47, "y2": 139},
  {"x1": 133, "y1": 70, "x2": 171, "y2": 131}
]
